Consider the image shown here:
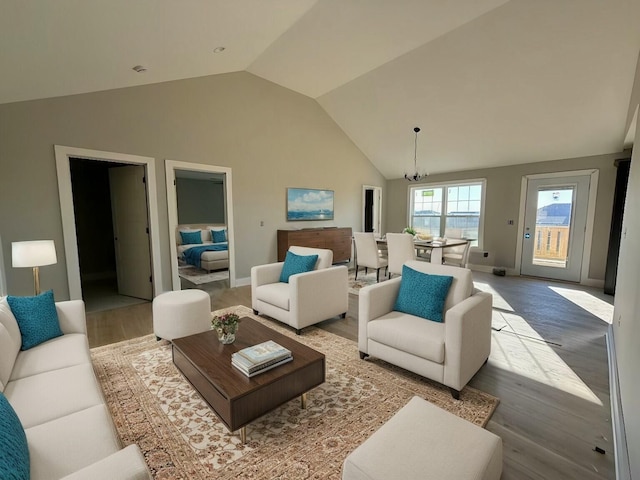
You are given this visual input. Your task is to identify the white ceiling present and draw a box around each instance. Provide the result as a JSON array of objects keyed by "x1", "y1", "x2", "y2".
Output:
[{"x1": 1, "y1": 0, "x2": 639, "y2": 178}]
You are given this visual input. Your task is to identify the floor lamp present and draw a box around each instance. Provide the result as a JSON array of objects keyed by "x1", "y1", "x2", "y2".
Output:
[{"x1": 12, "y1": 240, "x2": 57, "y2": 295}]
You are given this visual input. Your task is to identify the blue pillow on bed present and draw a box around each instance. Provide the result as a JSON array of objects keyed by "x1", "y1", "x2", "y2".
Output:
[
  {"x1": 211, "y1": 229, "x2": 227, "y2": 243},
  {"x1": 180, "y1": 230, "x2": 202, "y2": 245}
]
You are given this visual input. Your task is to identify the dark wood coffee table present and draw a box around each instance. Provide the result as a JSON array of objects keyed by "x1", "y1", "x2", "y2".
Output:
[{"x1": 172, "y1": 317, "x2": 325, "y2": 442}]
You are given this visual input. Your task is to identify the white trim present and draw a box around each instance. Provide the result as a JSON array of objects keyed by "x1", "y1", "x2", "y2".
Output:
[
  {"x1": 515, "y1": 169, "x2": 598, "y2": 285},
  {"x1": 0, "y1": 235, "x2": 7, "y2": 296},
  {"x1": 165, "y1": 160, "x2": 236, "y2": 290},
  {"x1": 607, "y1": 326, "x2": 632, "y2": 480},
  {"x1": 54, "y1": 145, "x2": 163, "y2": 300}
]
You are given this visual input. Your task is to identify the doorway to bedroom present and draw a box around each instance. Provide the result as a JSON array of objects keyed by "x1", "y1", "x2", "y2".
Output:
[{"x1": 165, "y1": 160, "x2": 236, "y2": 293}]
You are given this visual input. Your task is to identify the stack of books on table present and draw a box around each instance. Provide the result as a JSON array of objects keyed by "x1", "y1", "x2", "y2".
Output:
[{"x1": 232, "y1": 340, "x2": 293, "y2": 377}]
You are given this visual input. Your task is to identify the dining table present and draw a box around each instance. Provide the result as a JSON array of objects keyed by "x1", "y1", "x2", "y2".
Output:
[{"x1": 376, "y1": 237, "x2": 469, "y2": 265}]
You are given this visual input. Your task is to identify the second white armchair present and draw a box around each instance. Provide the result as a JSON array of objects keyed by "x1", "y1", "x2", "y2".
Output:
[{"x1": 251, "y1": 246, "x2": 349, "y2": 334}]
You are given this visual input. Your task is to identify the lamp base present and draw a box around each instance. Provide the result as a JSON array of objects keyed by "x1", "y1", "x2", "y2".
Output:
[{"x1": 33, "y1": 266, "x2": 40, "y2": 295}]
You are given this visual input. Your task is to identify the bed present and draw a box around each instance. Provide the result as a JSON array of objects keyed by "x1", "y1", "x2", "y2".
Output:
[{"x1": 176, "y1": 223, "x2": 229, "y2": 272}]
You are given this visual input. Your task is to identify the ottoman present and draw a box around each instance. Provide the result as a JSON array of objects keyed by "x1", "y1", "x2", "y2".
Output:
[
  {"x1": 342, "y1": 396, "x2": 502, "y2": 480},
  {"x1": 153, "y1": 290, "x2": 211, "y2": 340}
]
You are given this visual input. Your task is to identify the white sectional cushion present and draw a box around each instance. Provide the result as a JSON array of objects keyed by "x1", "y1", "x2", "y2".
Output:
[
  {"x1": 368, "y1": 312, "x2": 445, "y2": 364},
  {"x1": 4, "y1": 363, "x2": 105, "y2": 428},
  {"x1": 0, "y1": 299, "x2": 21, "y2": 389},
  {"x1": 342, "y1": 396, "x2": 502, "y2": 480},
  {"x1": 9, "y1": 333, "x2": 91, "y2": 381},
  {"x1": 255, "y1": 283, "x2": 290, "y2": 311},
  {"x1": 26, "y1": 404, "x2": 121, "y2": 480},
  {"x1": 60, "y1": 444, "x2": 150, "y2": 480}
]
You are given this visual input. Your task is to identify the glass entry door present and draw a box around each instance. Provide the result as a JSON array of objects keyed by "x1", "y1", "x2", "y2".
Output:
[{"x1": 521, "y1": 175, "x2": 590, "y2": 282}]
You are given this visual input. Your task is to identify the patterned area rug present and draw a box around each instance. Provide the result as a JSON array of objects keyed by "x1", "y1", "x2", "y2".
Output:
[
  {"x1": 91, "y1": 305, "x2": 499, "y2": 479},
  {"x1": 348, "y1": 269, "x2": 389, "y2": 295},
  {"x1": 178, "y1": 265, "x2": 229, "y2": 285}
]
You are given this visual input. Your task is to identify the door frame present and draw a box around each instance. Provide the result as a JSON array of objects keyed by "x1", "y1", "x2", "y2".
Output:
[
  {"x1": 515, "y1": 169, "x2": 599, "y2": 285},
  {"x1": 362, "y1": 185, "x2": 383, "y2": 235},
  {"x1": 55, "y1": 145, "x2": 163, "y2": 300},
  {"x1": 165, "y1": 160, "x2": 236, "y2": 290}
]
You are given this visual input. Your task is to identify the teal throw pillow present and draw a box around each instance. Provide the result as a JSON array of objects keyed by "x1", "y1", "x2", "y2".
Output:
[
  {"x1": 7, "y1": 290, "x2": 63, "y2": 350},
  {"x1": 279, "y1": 251, "x2": 319, "y2": 283},
  {"x1": 180, "y1": 230, "x2": 202, "y2": 245},
  {"x1": 0, "y1": 392, "x2": 30, "y2": 480},
  {"x1": 211, "y1": 229, "x2": 227, "y2": 243},
  {"x1": 393, "y1": 265, "x2": 453, "y2": 322}
]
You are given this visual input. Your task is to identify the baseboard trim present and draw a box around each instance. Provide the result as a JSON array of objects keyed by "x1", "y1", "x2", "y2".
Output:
[
  {"x1": 606, "y1": 326, "x2": 631, "y2": 480},
  {"x1": 235, "y1": 276, "x2": 251, "y2": 287}
]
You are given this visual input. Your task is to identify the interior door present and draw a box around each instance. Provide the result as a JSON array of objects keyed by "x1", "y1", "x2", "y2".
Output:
[
  {"x1": 521, "y1": 175, "x2": 590, "y2": 282},
  {"x1": 109, "y1": 165, "x2": 153, "y2": 300},
  {"x1": 362, "y1": 186, "x2": 382, "y2": 235}
]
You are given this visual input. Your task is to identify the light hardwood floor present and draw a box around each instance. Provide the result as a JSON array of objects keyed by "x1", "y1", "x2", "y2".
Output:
[{"x1": 86, "y1": 272, "x2": 615, "y2": 480}]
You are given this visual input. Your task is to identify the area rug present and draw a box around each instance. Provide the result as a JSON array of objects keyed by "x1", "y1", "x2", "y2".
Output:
[
  {"x1": 178, "y1": 265, "x2": 229, "y2": 285},
  {"x1": 91, "y1": 305, "x2": 499, "y2": 479},
  {"x1": 348, "y1": 269, "x2": 389, "y2": 295}
]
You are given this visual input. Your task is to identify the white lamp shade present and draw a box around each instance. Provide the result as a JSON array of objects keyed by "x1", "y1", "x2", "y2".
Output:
[{"x1": 12, "y1": 240, "x2": 57, "y2": 268}]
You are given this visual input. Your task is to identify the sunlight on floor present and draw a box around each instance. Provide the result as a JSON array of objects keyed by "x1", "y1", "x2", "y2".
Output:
[
  {"x1": 474, "y1": 282, "x2": 515, "y2": 312},
  {"x1": 490, "y1": 312, "x2": 603, "y2": 406},
  {"x1": 548, "y1": 286, "x2": 614, "y2": 324}
]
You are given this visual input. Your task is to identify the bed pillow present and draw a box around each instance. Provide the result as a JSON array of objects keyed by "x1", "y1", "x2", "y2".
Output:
[
  {"x1": 211, "y1": 229, "x2": 227, "y2": 243},
  {"x1": 0, "y1": 392, "x2": 29, "y2": 480},
  {"x1": 180, "y1": 230, "x2": 202, "y2": 245},
  {"x1": 7, "y1": 290, "x2": 63, "y2": 350},
  {"x1": 279, "y1": 251, "x2": 319, "y2": 283},
  {"x1": 393, "y1": 265, "x2": 453, "y2": 323}
]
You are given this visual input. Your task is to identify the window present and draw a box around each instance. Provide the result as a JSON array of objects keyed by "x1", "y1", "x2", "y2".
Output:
[{"x1": 409, "y1": 180, "x2": 485, "y2": 247}]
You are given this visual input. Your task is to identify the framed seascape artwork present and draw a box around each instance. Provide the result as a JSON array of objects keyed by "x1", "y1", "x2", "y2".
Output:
[{"x1": 286, "y1": 188, "x2": 334, "y2": 221}]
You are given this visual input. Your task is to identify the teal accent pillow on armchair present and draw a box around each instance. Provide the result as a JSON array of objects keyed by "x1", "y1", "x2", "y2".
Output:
[
  {"x1": 279, "y1": 251, "x2": 319, "y2": 283},
  {"x1": 0, "y1": 392, "x2": 30, "y2": 480},
  {"x1": 393, "y1": 265, "x2": 453, "y2": 322},
  {"x1": 7, "y1": 289, "x2": 63, "y2": 350}
]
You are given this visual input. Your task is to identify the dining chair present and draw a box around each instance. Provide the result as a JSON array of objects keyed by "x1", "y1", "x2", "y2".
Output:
[
  {"x1": 442, "y1": 239, "x2": 471, "y2": 267},
  {"x1": 386, "y1": 233, "x2": 416, "y2": 278},
  {"x1": 353, "y1": 232, "x2": 388, "y2": 282}
]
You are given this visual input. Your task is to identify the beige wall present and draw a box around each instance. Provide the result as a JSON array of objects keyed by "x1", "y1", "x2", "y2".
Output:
[
  {"x1": 0, "y1": 72, "x2": 385, "y2": 298},
  {"x1": 613, "y1": 60, "x2": 640, "y2": 479},
  {"x1": 386, "y1": 153, "x2": 620, "y2": 280}
]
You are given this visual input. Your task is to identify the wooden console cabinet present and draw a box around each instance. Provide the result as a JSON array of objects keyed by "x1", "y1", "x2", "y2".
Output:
[{"x1": 277, "y1": 227, "x2": 352, "y2": 263}]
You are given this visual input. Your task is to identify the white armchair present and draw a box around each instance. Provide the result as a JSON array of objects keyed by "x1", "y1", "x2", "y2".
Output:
[
  {"x1": 358, "y1": 261, "x2": 492, "y2": 398},
  {"x1": 251, "y1": 246, "x2": 349, "y2": 334}
]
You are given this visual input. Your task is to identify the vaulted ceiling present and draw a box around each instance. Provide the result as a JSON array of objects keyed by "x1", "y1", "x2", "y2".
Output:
[{"x1": 1, "y1": 0, "x2": 639, "y2": 178}]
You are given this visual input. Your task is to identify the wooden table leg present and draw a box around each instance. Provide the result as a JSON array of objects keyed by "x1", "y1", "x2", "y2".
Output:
[{"x1": 301, "y1": 392, "x2": 308, "y2": 409}]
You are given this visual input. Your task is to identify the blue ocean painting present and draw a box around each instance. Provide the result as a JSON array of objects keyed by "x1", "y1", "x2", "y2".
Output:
[{"x1": 287, "y1": 188, "x2": 334, "y2": 221}]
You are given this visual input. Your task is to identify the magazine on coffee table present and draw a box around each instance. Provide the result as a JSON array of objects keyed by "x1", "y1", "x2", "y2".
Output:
[
  {"x1": 232, "y1": 354, "x2": 293, "y2": 377},
  {"x1": 232, "y1": 340, "x2": 293, "y2": 377},
  {"x1": 236, "y1": 340, "x2": 292, "y2": 365}
]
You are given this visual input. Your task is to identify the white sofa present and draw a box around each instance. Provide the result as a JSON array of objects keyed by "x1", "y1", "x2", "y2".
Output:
[
  {"x1": 358, "y1": 261, "x2": 492, "y2": 398},
  {"x1": 251, "y1": 246, "x2": 349, "y2": 334},
  {"x1": 177, "y1": 223, "x2": 229, "y2": 271},
  {"x1": 0, "y1": 297, "x2": 151, "y2": 480}
]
